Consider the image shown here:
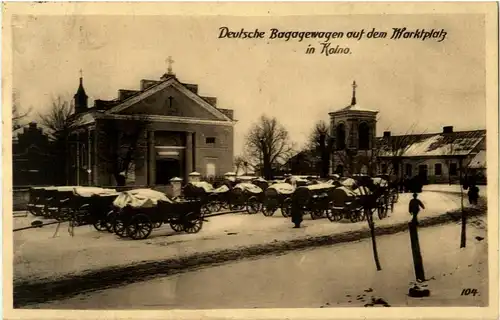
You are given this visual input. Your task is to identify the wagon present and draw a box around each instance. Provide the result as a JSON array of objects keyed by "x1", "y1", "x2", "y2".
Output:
[
  {"x1": 70, "y1": 187, "x2": 120, "y2": 231},
  {"x1": 229, "y1": 182, "x2": 265, "y2": 214},
  {"x1": 39, "y1": 186, "x2": 80, "y2": 220},
  {"x1": 27, "y1": 186, "x2": 55, "y2": 216},
  {"x1": 326, "y1": 186, "x2": 366, "y2": 222},
  {"x1": 262, "y1": 183, "x2": 295, "y2": 217},
  {"x1": 292, "y1": 183, "x2": 337, "y2": 220},
  {"x1": 110, "y1": 188, "x2": 204, "y2": 240},
  {"x1": 183, "y1": 181, "x2": 219, "y2": 215}
]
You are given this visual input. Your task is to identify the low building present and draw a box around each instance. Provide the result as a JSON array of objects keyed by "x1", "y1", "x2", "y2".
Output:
[{"x1": 377, "y1": 127, "x2": 486, "y2": 184}]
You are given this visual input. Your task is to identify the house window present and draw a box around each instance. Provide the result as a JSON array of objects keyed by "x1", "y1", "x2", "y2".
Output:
[
  {"x1": 434, "y1": 163, "x2": 442, "y2": 176},
  {"x1": 205, "y1": 137, "x2": 216, "y2": 144},
  {"x1": 358, "y1": 122, "x2": 370, "y2": 150},
  {"x1": 336, "y1": 123, "x2": 346, "y2": 150},
  {"x1": 449, "y1": 163, "x2": 458, "y2": 176},
  {"x1": 206, "y1": 162, "x2": 216, "y2": 177},
  {"x1": 405, "y1": 163, "x2": 413, "y2": 177}
]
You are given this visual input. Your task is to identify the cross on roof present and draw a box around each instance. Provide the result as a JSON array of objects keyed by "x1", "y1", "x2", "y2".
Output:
[
  {"x1": 166, "y1": 56, "x2": 175, "y2": 75},
  {"x1": 351, "y1": 80, "x2": 357, "y2": 105}
]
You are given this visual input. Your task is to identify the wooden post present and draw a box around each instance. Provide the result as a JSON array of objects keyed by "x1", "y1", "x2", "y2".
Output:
[
  {"x1": 408, "y1": 218, "x2": 426, "y2": 282},
  {"x1": 367, "y1": 209, "x2": 382, "y2": 271}
]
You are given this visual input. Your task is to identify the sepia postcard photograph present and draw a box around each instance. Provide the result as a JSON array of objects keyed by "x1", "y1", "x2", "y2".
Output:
[{"x1": 2, "y1": 2, "x2": 499, "y2": 320}]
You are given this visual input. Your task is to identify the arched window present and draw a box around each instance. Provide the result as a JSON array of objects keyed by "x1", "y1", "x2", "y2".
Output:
[
  {"x1": 358, "y1": 122, "x2": 370, "y2": 150},
  {"x1": 336, "y1": 123, "x2": 346, "y2": 150}
]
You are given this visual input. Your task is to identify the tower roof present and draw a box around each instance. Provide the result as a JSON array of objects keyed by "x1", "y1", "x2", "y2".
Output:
[
  {"x1": 330, "y1": 81, "x2": 378, "y2": 114},
  {"x1": 74, "y1": 76, "x2": 88, "y2": 99}
]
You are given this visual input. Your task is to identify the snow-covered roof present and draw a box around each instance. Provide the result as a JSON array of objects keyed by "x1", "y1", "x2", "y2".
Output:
[
  {"x1": 378, "y1": 130, "x2": 485, "y2": 158},
  {"x1": 468, "y1": 150, "x2": 486, "y2": 169},
  {"x1": 339, "y1": 104, "x2": 378, "y2": 113}
]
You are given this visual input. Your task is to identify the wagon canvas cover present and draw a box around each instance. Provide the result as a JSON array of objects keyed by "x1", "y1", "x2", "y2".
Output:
[{"x1": 113, "y1": 189, "x2": 172, "y2": 208}]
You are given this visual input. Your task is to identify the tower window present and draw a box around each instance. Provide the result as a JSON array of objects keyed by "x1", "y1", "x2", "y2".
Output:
[
  {"x1": 205, "y1": 137, "x2": 216, "y2": 144},
  {"x1": 335, "y1": 123, "x2": 346, "y2": 150},
  {"x1": 358, "y1": 122, "x2": 370, "y2": 150}
]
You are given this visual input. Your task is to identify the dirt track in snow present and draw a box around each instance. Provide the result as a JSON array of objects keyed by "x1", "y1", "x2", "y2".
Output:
[{"x1": 13, "y1": 199, "x2": 486, "y2": 308}]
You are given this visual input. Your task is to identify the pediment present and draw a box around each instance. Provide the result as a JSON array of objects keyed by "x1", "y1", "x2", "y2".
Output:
[{"x1": 112, "y1": 80, "x2": 231, "y2": 122}]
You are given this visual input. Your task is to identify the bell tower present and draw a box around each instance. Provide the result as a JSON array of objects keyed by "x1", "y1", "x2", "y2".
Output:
[
  {"x1": 74, "y1": 69, "x2": 88, "y2": 114},
  {"x1": 328, "y1": 81, "x2": 378, "y2": 176}
]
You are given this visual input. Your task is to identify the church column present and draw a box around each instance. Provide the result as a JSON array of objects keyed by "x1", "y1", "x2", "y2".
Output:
[
  {"x1": 92, "y1": 128, "x2": 99, "y2": 186},
  {"x1": 87, "y1": 129, "x2": 92, "y2": 186},
  {"x1": 76, "y1": 131, "x2": 80, "y2": 185},
  {"x1": 185, "y1": 132, "x2": 194, "y2": 182},
  {"x1": 148, "y1": 131, "x2": 156, "y2": 185}
]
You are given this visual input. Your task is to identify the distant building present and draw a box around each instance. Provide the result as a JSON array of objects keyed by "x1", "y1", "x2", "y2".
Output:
[
  {"x1": 67, "y1": 65, "x2": 236, "y2": 187},
  {"x1": 327, "y1": 81, "x2": 486, "y2": 184},
  {"x1": 377, "y1": 127, "x2": 486, "y2": 184},
  {"x1": 12, "y1": 122, "x2": 55, "y2": 186}
]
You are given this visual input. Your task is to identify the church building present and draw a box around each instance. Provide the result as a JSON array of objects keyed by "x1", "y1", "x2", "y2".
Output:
[
  {"x1": 67, "y1": 61, "x2": 236, "y2": 187},
  {"x1": 329, "y1": 81, "x2": 378, "y2": 176},
  {"x1": 329, "y1": 82, "x2": 486, "y2": 184}
]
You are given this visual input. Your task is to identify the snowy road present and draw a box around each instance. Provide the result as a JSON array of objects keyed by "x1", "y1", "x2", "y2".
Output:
[
  {"x1": 13, "y1": 191, "x2": 480, "y2": 283},
  {"x1": 31, "y1": 216, "x2": 488, "y2": 309}
]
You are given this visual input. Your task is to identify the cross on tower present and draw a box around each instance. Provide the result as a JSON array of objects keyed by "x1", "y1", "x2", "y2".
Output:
[
  {"x1": 351, "y1": 80, "x2": 357, "y2": 105},
  {"x1": 166, "y1": 56, "x2": 175, "y2": 75},
  {"x1": 79, "y1": 69, "x2": 83, "y2": 78}
]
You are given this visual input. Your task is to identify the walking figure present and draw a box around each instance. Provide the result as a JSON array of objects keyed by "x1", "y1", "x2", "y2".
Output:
[
  {"x1": 409, "y1": 193, "x2": 425, "y2": 225},
  {"x1": 468, "y1": 184, "x2": 480, "y2": 205}
]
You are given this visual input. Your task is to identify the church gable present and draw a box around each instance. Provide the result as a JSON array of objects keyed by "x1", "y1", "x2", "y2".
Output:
[
  {"x1": 119, "y1": 84, "x2": 222, "y2": 121},
  {"x1": 107, "y1": 78, "x2": 232, "y2": 122}
]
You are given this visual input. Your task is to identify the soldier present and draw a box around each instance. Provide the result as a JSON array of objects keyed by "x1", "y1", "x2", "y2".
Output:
[
  {"x1": 291, "y1": 192, "x2": 303, "y2": 228},
  {"x1": 409, "y1": 193, "x2": 425, "y2": 225}
]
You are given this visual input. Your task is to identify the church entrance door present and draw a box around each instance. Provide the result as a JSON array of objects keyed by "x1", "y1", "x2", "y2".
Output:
[{"x1": 156, "y1": 159, "x2": 181, "y2": 185}]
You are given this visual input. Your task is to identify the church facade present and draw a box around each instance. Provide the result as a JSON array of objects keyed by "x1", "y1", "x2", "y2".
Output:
[{"x1": 67, "y1": 68, "x2": 236, "y2": 187}]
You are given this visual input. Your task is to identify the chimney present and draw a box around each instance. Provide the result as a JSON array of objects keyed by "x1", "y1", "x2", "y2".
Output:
[
  {"x1": 140, "y1": 79, "x2": 159, "y2": 91},
  {"x1": 118, "y1": 89, "x2": 139, "y2": 101},
  {"x1": 383, "y1": 131, "x2": 391, "y2": 138},
  {"x1": 443, "y1": 126, "x2": 454, "y2": 134}
]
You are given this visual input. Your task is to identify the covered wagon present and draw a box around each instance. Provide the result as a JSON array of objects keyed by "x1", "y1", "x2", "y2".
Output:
[
  {"x1": 229, "y1": 182, "x2": 265, "y2": 214},
  {"x1": 262, "y1": 182, "x2": 295, "y2": 217},
  {"x1": 291, "y1": 183, "x2": 337, "y2": 220},
  {"x1": 109, "y1": 188, "x2": 204, "y2": 240}
]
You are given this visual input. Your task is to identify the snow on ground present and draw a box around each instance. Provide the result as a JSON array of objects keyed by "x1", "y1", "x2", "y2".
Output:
[
  {"x1": 13, "y1": 191, "x2": 472, "y2": 283},
  {"x1": 32, "y1": 217, "x2": 488, "y2": 309},
  {"x1": 423, "y1": 184, "x2": 487, "y2": 195}
]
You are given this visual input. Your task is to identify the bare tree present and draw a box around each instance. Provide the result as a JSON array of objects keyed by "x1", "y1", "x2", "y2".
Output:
[
  {"x1": 244, "y1": 115, "x2": 295, "y2": 180},
  {"x1": 308, "y1": 120, "x2": 332, "y2": 178},
  {"x1": 12, "y1": 91, "x2": 32, "y2": 131},
  {"x1": 37, "y1": 96, "x2": 79, "y2": 185},
  {"x1": 96, "y1": 115, "x2": 150, "y2": 186}
]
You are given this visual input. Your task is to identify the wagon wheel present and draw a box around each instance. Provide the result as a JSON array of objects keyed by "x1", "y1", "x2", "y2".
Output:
[
  {"x1": 153, "y1": 221, "x2": 163, "y2": 228},
  {"x1": 201, "y1": 203, "x2": 212, "y2": 216},
  {"x1": 262, "y1": 205, "x2": 277, "y2": 217},
  {"x1": 105, "y1": 210, "x2": 116, "y2": 233},
  {"x1": 127, "y1": 214, "x2": 153, "y2": 240},
  {"x1": 310, "y1": 208, "x2": 325, "y2": 220},
  {"x1": 113, "y1": 215, "x2": 129, "y2": 238},
  {"x1": 183, "y1": 216, "x2": 203, "y2": 234},
  {"x1": 207, "y1": 199, "x2": 221, "y2": 213},
  {"x1": 377, "y1": 202, "x2": 388, "y2": 220},
  {"x1": 326, "y1": 202, "x2": 341, "y2": 222},
  {"x1": 246, "y1": 197, "x2": 261, "y2": 214},
  {"x1": 349, "y1": 209, "x2": 362, "y2": 223},
  {"x1": 230, "y1": 203, "x2": 245, "y2": 212},
  {"x1": 281, "y1": 198, "x2": 292, "y2": 217},
  {"x1": 170, "y1": 220, "x2": 185, "y2": 232},
  {"x1": 93, "y1": 219, "x2": 108, "y2": 232}
]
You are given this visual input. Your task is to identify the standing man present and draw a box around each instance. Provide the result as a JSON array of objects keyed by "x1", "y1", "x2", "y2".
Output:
[
  {"x1": 291, "y1": 191, "x2": 303, "y2": 228},
  {"x1": 409, "y1": 193, "x2": 425, "y2": 224}
]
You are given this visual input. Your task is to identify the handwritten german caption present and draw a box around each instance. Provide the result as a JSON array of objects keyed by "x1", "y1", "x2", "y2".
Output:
[{"x1": 218, "y1": 27, "x2": 448, "y2": 56}]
